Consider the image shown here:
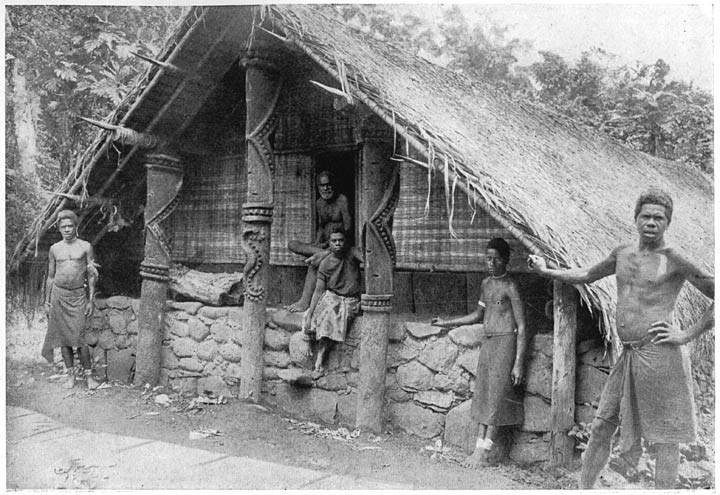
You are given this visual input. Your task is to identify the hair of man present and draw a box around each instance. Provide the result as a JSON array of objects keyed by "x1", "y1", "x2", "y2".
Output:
[
  {"x1": 57, "y1": 209, "x2": 79, "y2": 226},
  {"x1": 634, "y1": 188, "x2": 673, "y2": 223},
  {"x1": 487, "y1": 237, "x2": 511, "y2": 263}
]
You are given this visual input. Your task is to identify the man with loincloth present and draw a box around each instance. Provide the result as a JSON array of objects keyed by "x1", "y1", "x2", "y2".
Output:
[
  {"x1": 286, "y1": 171, "x2": 352, "y2": 312},
  {"x1": 302, "y1": 227, "x2": 362, "y2": 378},
  {"x1": 528, "y1": 188, "x2": 714, "y2": 489},
  {"x1": 432, "y1": 237, "x2": 527, "y2": 467},
  {"x1": 41, "y1": 210, "x2": 100, "y2": 390}
]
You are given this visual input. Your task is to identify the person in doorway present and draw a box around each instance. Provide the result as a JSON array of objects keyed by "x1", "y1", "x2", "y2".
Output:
[
  {"x1": 302, "y1": 227, "x2": 362, "y2": 378},
  {"x1": 286, "y1": 170, "x2": 352, "y2": 312},
  {"x1": 432, "y1": 237, "x2": 527, "y2": 467},
  {"x1": 527, "y1": 188, "x2": 714, "y2": 489},
  {"x1": 41, "y1": 209, "x2": 100, "y2": 390}
]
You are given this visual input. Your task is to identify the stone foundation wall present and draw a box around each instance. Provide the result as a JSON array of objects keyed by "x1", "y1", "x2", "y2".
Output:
[{"x1": 89, "y1": 298, "x2": 613, "y2": 463}]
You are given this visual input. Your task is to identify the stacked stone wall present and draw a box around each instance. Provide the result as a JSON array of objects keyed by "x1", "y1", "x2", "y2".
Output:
[{"x1": 88, "y1": 298, "x2": 621, "y2": 463}]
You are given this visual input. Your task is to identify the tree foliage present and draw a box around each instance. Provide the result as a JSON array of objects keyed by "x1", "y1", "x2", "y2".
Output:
[{"x1": 337, "y1": 5, "x2": 713, "y2": 172}]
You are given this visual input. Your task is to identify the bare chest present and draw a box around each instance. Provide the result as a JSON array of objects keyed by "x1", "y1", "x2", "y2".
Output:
[{"x1": 54, "y1": 243, "x2": 86, "y2": 263}]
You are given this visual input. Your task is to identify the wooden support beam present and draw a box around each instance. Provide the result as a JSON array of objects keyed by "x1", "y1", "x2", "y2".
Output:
[
  {"x1": 356, "y1": 133, "x2": 400, "y2": 433},
  {"x1": 550, "y1": 280, "x2": 578, "y2": 466},
  {"x1": 134, "y1": 154, "x2": 184, "y2": 386},
  {"x1": 238, "y1": 51, "x2": 281, "y2": 402}
]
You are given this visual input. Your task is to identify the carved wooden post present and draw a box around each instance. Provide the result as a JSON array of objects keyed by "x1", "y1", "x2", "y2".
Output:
[
  {"x1": 238, "y1": 50, "x2": 281, "y2": 401},
  {"x1": 135, "y1": 154, "x2": 183, "y2": 386},
  {"x1": 550, "y1": 280, "x2": 578, "y2": 465},
  {"x1": 356, "y1": 118, "x2": 400, "y2": 432}
]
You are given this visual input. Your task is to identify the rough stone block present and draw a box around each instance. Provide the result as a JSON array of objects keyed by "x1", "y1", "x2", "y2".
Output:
[
  {"x1": 432, "y1": 368, "x2": 470, "y2": 394},
  {"x1": 198, "y1": 375, "x2": 233, "y2": 398},
  {"x1": 575, "y1": 403, "x2": 597, "y2": 425},
  {"x1": 179, "y1": 357, "x2": 204, "y2": 373},
  {"x1": 404, "y1": 322, "x2": 443, "y2": 339},
  {"x1": 219, "y1": 342, "x2": 243, "y2": 363},
  {"x1": 418, "y1": 339, "x2": 459, "y2": 372},
  {"x1": 271, "y1": 309, "x2": 303, "y2": 333},
  {"x1": 271, "y1": 383, "x2": 338, "y2": 424},
  {"x1": 346, "y1": 371, "x2": 359, "y2": 388},
  {"x1": 457, "y1": 348, "x2": 480, "y2": 376},
  {"x1": 171, "y1": 337, "x2": 196, "y2": 358},
  {"x1": 130, "y1": 298, "x2": 140, "y2": 316},
  {"x1": 530, "y1": 333, "x2": 553, "y2": 358},
  {"x1": 398, "y1": 341, "x2": 421, "y2": 363},
  {"x1": 198, "y1": 306, "x2": 231, "y2": 320},
  {"x1": 224, "y1": 363, "x2": 243, "y2": 380},
  {"x1": 170, "y1": 377, "x2": 198, "y2": 396},
  {"x1": 89, "y1": 315, "x2": 106, "y2": 330},
  {"x1": 107, "y1": 309, "x2": 129, "y2": 334},
  {"x1": 414, "y1": 390, "x2": 454, "y2": 412},
  {"x1": 264, "y1": 350, "x2": 291, "y2": 369},
  {"x1": 114, "y1": 334, "x2": 129, "y2": 350},
  {"x1": 97, "y1": 329, "x2": 116, "y2": 350},
  {"x1": 106, "y1": 296, "x2": 134, "y2": 309},
  {"x1": 106, "y1": 348, "x2": 135, "y2": 383},
  {"x1": 263, "y1": 367, "x2": 281, "y2": 380},
  {"x1": 196, "y1": 340, "x2": 219, "y2": 362},
  {"x1": 166, "y1": 301, "x2": 203, "y2": 314},
  {"x1": 188, "y1": 317, "x2": 210, "y2": 342},
  {"x1": 522, "y1": 395, "x2": 551, "y2": 432},
  {"x1": 385, "y1": 373, "x2": 411, "y2": 403},
  {"x1": 449, "y1": 324, "x2": 484, "y2": 347},
  {"x1": 336, "y1": 391, "x2": 358, "y2": 426},
  {"x1": 576, "y1": 364, "x2": 608, "y2": 404},
  {"x1": 210, "y1": 321, "x2": 232, "y2": 343},
  {"x1": 85, "y1": 330, "x2": 100, "y2": 347},
  {"x1": 509, "y1": 431, "x2": 550, "y2": 464},
  {"x1": 525, "y1": 351, "x2": 553, "y2": 399},
  {"x1": 169, "y1": 319, "x2": 190, "y2": 338},
  {"x1": 167, "y1": 310, "x2": 189, "y2": 321},
  {"x1": 387, "y1": 343, "x2": 413, "y2": 368},
  {"x1": 316, "y1": 372, "x2": 349, "y2": 391},
  {"x1": 396, "y1": 361, "x2": 435, "y2": 392},
  {"x1": 388, "y1": 402, "x2": 445, "y2": 439},
  {"x1": 264, "y1": 327, "x2": 292, "y2": 351},
  {"x1": 443, "y1": 400, "x2": 479, "y2": 453},
  {"x1": 161, "y1": 345, "x2": 179, "y2": 370},
  {"x1": 126, "y1": 319, "x2": 138, "y2": 335},
  {"x1": 94, "y1": 299, "x2": 109, "y2": 310}
]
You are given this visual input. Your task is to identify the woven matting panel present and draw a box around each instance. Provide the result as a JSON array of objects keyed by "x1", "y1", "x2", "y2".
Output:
[
  {"x1": 170, "y1": 154, "x2": 246, "y2": 263},
  {"x1": 394, "y1": 162, "x2": 529, "y2": 272},
  {"x1": 270, "y1": 154, "x2": 314, "y2": 265}
]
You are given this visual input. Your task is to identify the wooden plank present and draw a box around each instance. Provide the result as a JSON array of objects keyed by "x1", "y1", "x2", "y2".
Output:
[{"x1": 550, "y1": 280, "x2": 578, "y2": 466}]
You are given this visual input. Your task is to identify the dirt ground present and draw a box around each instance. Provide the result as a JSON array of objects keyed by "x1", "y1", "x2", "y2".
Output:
[{"x1": 5, "y1": 312, "x2": 715, "y2": 490}]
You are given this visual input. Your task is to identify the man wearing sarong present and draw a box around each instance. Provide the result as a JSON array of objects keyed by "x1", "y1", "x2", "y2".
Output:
[
  {"x1": 432, "y1": 237, "x2": 527, "y2": 467},
  {"x1": 302, "y1": 227, "x2": 362, "y2": 378},
  {"x1": 528, "y1": 189, "x2": 714, "y2": 489},
  {"x1": 41, "y1": 210, "x2": 99, "y2": 390},
  {"x1": 286, "y1": 171, "x2": 352, "y2": 312}
]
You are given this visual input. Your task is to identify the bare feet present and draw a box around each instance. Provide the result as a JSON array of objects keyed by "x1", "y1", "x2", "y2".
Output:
[
  {"x1": 64, "y1": 371, "x2": 75, "y2": 389},
  {"x1": 285, "y1": 300, "x2": 310, "y2": 313},
  {"x1": 461, "y1": 448, "x2": 491, "y2": 468},
  {"x1": 86, "y1": 373, "x2": 100, "y2": 390}
]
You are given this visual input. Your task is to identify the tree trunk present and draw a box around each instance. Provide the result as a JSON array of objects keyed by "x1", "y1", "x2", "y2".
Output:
[{"x1": 169, "y1": 264, "x2": 243, "y2": 306}]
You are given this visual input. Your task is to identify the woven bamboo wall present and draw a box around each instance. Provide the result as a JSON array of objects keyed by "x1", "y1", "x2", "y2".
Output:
[{"x1": 394, "y1": 162, "x2": 530, "y2": 272}]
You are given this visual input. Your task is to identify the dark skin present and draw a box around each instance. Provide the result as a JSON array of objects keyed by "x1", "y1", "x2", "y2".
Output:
[
  {"x1": 432, "y1": 247, "x2": 527, "y2": 468},
  {"x1": 528, "y1": 202, "x2": 714, "y2": 489},
  {"x1": 286, "y1": 173, "x2": 352, "y2": 313},
  {"x1": 302, "y1": 232, "x2": 362, "y2": 376},
  {"x1": 46, "y1": 217, "x2": 98, "y2": 389}
]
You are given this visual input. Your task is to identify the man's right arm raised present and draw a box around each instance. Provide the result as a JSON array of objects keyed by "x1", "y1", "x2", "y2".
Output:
[{"x1": 528, "y1": 249, "x2": 618, "y2": 285}]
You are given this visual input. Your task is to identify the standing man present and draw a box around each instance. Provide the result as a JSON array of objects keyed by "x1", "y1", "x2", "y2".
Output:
[
  {"x1": 286, "y1": 171, "x2": 352, "y2": 312},
  {"x1": 41, "y1": 210, "x2": 99, "y2": 390},
  {"x1": 432, "y1": 237, "x2": 527, "y2": 467},
  {"x1": 528, "y1": 189, "x2": 713, "y2": 489}
]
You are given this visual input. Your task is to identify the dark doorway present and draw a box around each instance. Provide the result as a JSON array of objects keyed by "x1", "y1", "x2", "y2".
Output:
[{"x1": 314, "y1": 150, "x2": 358, "y2": 245}]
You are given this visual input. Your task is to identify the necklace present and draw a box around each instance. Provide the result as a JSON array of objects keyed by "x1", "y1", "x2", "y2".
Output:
[{"x1": 491, "y1": 272, "x2": 507, "y2": 279}]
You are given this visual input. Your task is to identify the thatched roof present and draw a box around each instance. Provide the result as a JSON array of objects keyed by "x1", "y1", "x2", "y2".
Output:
[{"x1": 12, "y1": 5, "x2": 713, "y2": 350}]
